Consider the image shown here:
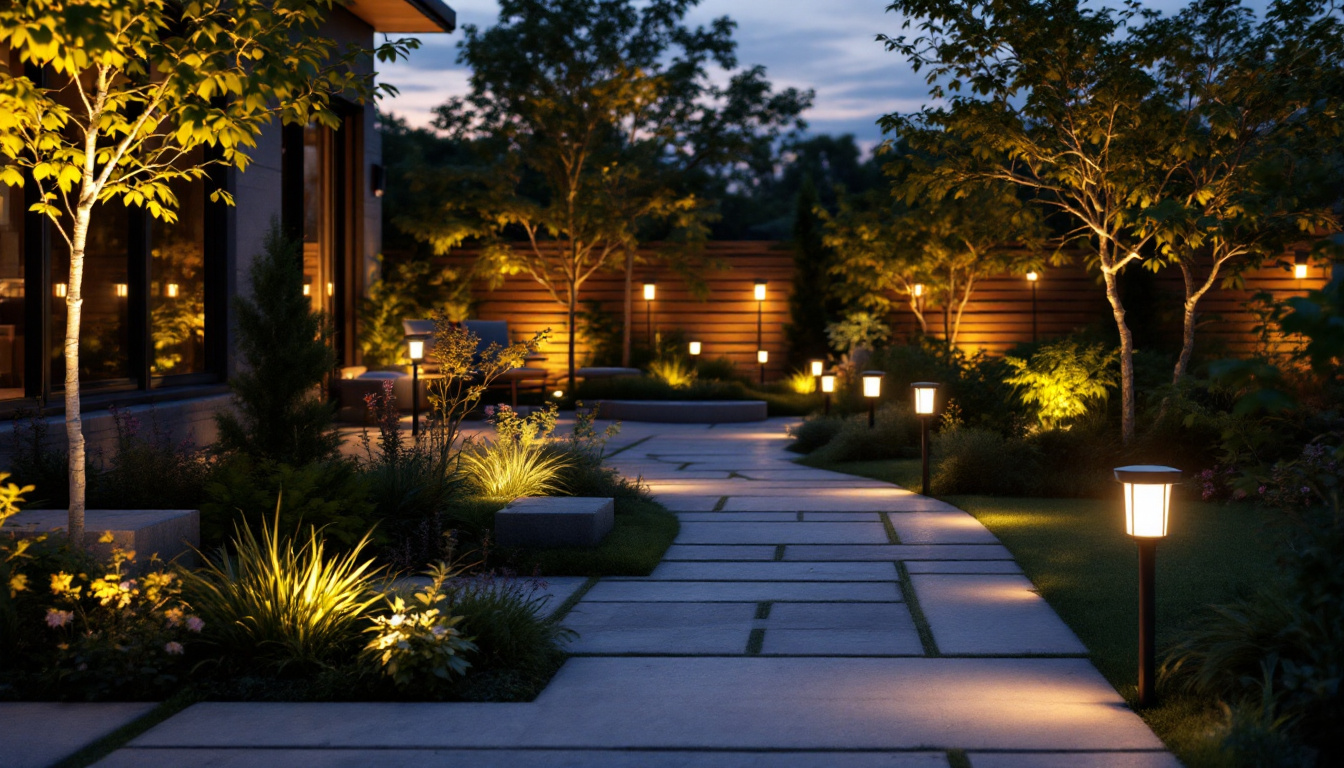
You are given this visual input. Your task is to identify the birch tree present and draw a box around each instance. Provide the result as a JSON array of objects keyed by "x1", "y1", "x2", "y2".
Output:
[{"x1": 0, "y1": 0, "x2": 415, "y2": 545}]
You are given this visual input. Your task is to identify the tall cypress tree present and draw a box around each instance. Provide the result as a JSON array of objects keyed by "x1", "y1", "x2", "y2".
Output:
[{"x1": 786, "y1": 176, "x2": 834, "y2": 366}]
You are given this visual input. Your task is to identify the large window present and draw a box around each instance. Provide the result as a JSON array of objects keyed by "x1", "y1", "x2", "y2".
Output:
[
  {"x1": 150, "y1": 148, "x2": 207, "y2": 376},
  {"x1": 0, "y1": 171, "x2": 22, "y2": 401},
  {"x1": 49, "y1": 202, "x2": 133, "y2": 386}
]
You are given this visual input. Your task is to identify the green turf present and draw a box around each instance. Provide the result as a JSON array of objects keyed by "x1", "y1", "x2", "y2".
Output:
[
  {"x1": 525, "y1": 498, "x2": 679, "y2": 577},
  {"x1": 811, "y1": 457, "x2": 1282, "y2": 768}
]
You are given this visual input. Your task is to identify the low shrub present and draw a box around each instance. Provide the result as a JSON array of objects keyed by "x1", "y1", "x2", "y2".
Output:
[
  {"x1": 200, "y1": 455, "x2": 375, "y2": 550},
  {"x1": 183, "y1": 516, "x2": 384, "y2": 671},
  {"x1": 362, "y1": 561, "x2": 477, "y2": 692},
  {"x1": 1004, "y1": 338, "x2": 1118, "y2": 430},
  {"x1": 807, "y1": 403, "x2": 919, "y2": 463},
  {"x1": 1022, "y1": 427, "x2": 1118, "y2": 498},
  {"x1": 786, "y1": 415, "x2": 846, "y2": 454},
  {"x1": 445, "y1": 573, "x2": 574, "y2": 673},
  {"x1": 695, "y1": 356, "x2": 743, "y2": 383},
  {"x1": 930, "y1": 427, "x2": 1039, "y2": 496}
]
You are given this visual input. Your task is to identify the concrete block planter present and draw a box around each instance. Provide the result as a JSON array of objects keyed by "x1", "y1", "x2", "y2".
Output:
[
  {"x1": 495, "y1": 497, "x2": 614, "y2": 549},
  {"x1": 595, "y1": 400, "x2": 768, "y2": 423},
  {"x1": 8, "y1": 509, "x2": 200, "y2": 567}
]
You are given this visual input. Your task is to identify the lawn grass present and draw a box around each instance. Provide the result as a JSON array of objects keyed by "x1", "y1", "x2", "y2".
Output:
[
  {"x1": 809, "y1": 456, "x2": 1283, "y2": 768},
  {"x1": 523, "y1": 497, "x2": 679, "y2": 577}
]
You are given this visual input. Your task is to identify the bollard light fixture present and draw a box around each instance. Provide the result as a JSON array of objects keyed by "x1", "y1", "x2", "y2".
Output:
[
  {"x1": 1293, "y1": 256, "x2": 1309, "y2": 280},
  {"x1": 643, "y1": 280, "x2": 656, "y2": 346},
  {"x1": 689, "y1": 341, "x2": 702, "y2": 356},
  {"x1": 1026, "y1": 271, "x2": 1039, "y2": 282},
  {"x1": 552, "y1": 389, "x2": 565, "y2": 399},
  {"x1": 407, "y1": 334, "x2": 428, "y2": 437},
  {"x1": 810, "y1": 359, "x2": 824, "y2": 377},
  {"x1": 1114, "y1": 464, "x2": 1181, "y2": 708},
  {"x1": 757, "y1": 349, "x2": 769, "y2": 364},
  {"x1": 911, "y1": 382, "x2": 942, "y2": 494},
  {"x1": 753, "y1": 280, "x2": 767, "y2": 384},
  {"x1": 643, "y1": 281, "x2": 656, "y2": 301},
  {"x1": 820, "y1": 372, "x2": 836, "y2": 416},
  {"x1": 753, "y1": 280, "x2": 767, "y2": 302},
  {"x1": 861, "y1": 370, "x2": 884, "y2": 428},
  {"x1": 913, "y1": 283, "x2": 924, "y2": 297}
]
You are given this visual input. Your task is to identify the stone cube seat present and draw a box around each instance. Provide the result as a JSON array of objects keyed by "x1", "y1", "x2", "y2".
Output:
[
  {"x1": 495, "y1": 497, "x2": 614, "y2": 549},
  {"x1": 7, "y1": 509, "x2": 200, "y2": 567}
]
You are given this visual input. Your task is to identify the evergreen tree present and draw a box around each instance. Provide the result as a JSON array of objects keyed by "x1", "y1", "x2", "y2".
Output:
[
  {"x1": 216, "y1": 224, "x2": 339, "y2": 465},
  {"x1": 786, "y1": 176, "x2": 834, "y2": 365}
]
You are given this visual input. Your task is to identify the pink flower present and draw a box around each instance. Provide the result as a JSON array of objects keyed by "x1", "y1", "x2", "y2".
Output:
[
  {"x1": 164, "y1": 641, "x2": 184, "y2": 655},
  {"x1": 45, "y1": 609, "x2": 73, "y2": 628},
  {"x1": 484, "y1": 406, "x2": 495, "y2": 416},
  {"x1": 185, "y1": 616, "x2": 205, "y2": 633}
]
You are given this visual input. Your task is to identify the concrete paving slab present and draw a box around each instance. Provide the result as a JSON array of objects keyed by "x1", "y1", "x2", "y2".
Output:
[
  {"x1": 724, "y1": 496, "x2": 960, "y2": 512},
  {"x1": 911, "y1": 575, "x2": 1087, "y2": 655},
  {"x1": 803, "y1": 512, "x2": 882, "y2": 521},
  {"x1": 761, "y1": 629, "x2": 925, "y2": 656},
  {"x1": 887, "y1": 513, "x2": 1001, "y2": 545},
  {"x1": 785, "y1": 545, "x2": 1015, "y2": 561},
  {"x1": 583, "y1": 581, "x2": 901, "y2": 603},
  {"x1": 677, "y1": 522, "x2": 890, "y2": 545},
  {"x1": 562, "y1": 602, "x2": 755, "y2": 654},
  {"x1": 96, "y1": 748, "x2": 952, "y2": 768},
  {"x1": 650, "y1": 561, "x2": 899, "y2": 582},
  {"x1": 662, "y1": 545, "x2": 778, "y2": 561},
  {"x1": 967, "y1": 752, "x2": 1182, "y2": 768},
  {"x1": 653, "y1": 495, "x2": 723, "y2": 511},
  {"x1": 767, "y1": 602, "x2": 914, "y2": 630},
  {"x1": 127, "y1": 658, "x2": 1165, "y2": 750},
  {"x1": 904, "y1": 561, "x2": 1022, "y2": 575},
  {"x1": 677, "y1": 512, "x2": 800, "y2": 522},
  {"x1": 0, "y1": 702, "x2": 158, "y2": 768}
]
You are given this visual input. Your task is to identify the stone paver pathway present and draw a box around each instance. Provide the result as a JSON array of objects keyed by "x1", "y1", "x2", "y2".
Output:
[{"x1": 93, "y1": 418, "x2": 1177, "y2": 767}]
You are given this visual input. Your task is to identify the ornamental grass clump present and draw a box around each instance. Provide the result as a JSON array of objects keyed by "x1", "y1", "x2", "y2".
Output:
[
  {"x1": 648, "y1": 357, "x2": 696, "y2": 388},
  {"x1": 183, "y1": 513, "x2": 384, "y2": 670},
  {"x1": 460, "y1": 404, "x2": 571, "y2": 500}
]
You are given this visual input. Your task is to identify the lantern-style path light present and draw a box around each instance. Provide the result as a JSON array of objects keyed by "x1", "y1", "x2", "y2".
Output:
[
  {"x1": 1114, "y1": 464, "x2": 1181, "y2": 707},
  {"x1": 820, "y1": 372, "x2": 836, "y2": 416},
  {"x1": 1026, "y1": 271, "x2": 1039, "y2": 343},
  {"x1": 643, "y1": 281, "x2": 656, "y2": 348},
  {"x1": 809, "y1": 359, "x2": 824, "y2": 393},
  {"x1": 911, "y1": 382, "x2": 941, "y2": 495},
  {"x1": 407, "y1": 333, "x2": 427, "y2": 437},
  {"x1": 753, "y1": 280, "x2": 767, "y2": 384},
  {"x1": 1293, "y1": 256, "x2": 1309, "y2": 280},
  {"x1": 688, "y1": 340, "x2": 701, "y2": 357},
  {"x1": 861, "y1": 370, "x2": 884, "y2": 428}
]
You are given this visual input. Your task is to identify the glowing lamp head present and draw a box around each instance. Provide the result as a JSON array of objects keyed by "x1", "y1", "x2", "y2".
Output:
[
  {"x1": 753, "y1": 280, "x2": 767, "y2": 302},
  {"x1": 114, "y1": 283, "x2": 128, "y2": 298},
  {"x1": 1294, "y1": 263, "x2": 1309, "y2": 279},
  {"x1": 1114, "y1": 465, "x2": 1181, "y2": 538},
  {"x1": 689, "y1": 341, "x2": 702, "y2": 356},
  {"x1": 861, "y1": 370, "x2": 884, "y2": 398},
  {"x1": 552, "y1": 390, "x2": 565, "y2": 399},
  {"x1": 913, "y1": 283, "x2": 924, "y2": 298},
  {"x1": 302, "y1": 283, "x2": 312, "y2": 296},
  {"x1": 1026, "y1": 271, "x2": 1039, "y2": 282},
  {"x1": 911, "y1": 381, "x2": 941, "y2": 415},
  {"x1": 327, "y1": 282, "x2": 334, "y2": 296},
  {"x1": 53, "y1": 282, "x2": 68, "y2": 298},
  {"x1": 165, "y1": 283, "x2": 179, "y2": 298},
  {"x1": 757, "y1": 349, "x2": 769, "y2": 364},
  {"x1": 809, "y1": 359, "x2": 824, "y2": 377},
  {"x1": 643, "y1": 281, "x2": 656, "y2": 301},
  {"x1": 820, "y1": 374, "x2": 836, "y2": 394},
  {"x1": 407, "y1": 336, "x2": 426, "y2": 361}
]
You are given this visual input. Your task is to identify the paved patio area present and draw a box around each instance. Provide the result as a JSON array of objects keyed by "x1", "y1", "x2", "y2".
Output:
[{"x1": 27, "y1": 417, "x2": 1174, "y2": 767}]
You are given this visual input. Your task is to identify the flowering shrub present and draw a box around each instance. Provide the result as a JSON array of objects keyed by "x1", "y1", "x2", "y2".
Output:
[
  {"x1": 43, "y1": 534, "x2": 202, "y2": 699},
  {"x1": 363, "y1": 561, "x2": 477, "y2": 691},
  {"x1": 1257, "y1": 442, "x2": 1342, "y2": 512}
]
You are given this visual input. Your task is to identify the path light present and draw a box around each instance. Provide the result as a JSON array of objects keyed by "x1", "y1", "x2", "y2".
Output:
[
  {"x1": 407, "y1": 334, "x2": 427, "y2": 438},
  {"x1": 757, "y1": 349, "x2": 769, "y2": 384},
  {"x1": 1026, "y1": 271, "x2": 1039, "y2": 343},
  {"x1": 821, "y1": 372, "x2": 836, "y2": 417},
  {"x1": 1293, "y1": 256, "x2": 1309, "y2": 280},
  {"x1": 753, "y1": 280, "x2": 767, "y2": 384},
  {"x1": 552, "y1": 389, "x2": 565, "y2": 399},
  {"x1": 1114, "y1": 464, "x2": 1181, "y2": 708},
  {"x1": 861, "y1": 370, "x2": 884, "y2": 428},
  {"x1": 912, "y1": 382, "x2": 942, "y2": 495},
  {"x1": 809, "y1": 359, "x2": 824, "y2": 393},
  {"x1": 913, "y1": 283, "x2": 923, "y2": 298},
  {"x1": 689, "y1": 341, "x2": 701, "y2": 357},
  {"x1": 643, "y1": 281, "x2": 656, "y2": 347}
]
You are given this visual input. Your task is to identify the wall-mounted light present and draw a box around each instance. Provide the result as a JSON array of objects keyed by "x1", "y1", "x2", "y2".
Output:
[
  {"x1": 114, "y1": 283, "x2": 128, "y2": 298},
  {"x1": 327, "y1": 282, "x2": 334, "y2": 297},
  {"x1": 371, "y1": 163, "x2": 385, "y2": 198},
  {"x1": 54, "y1": 282, "x2": 68, "y2": 298},
  {"x1": 1114, "y1": 464, "x2": 1181, "y2": 708}
]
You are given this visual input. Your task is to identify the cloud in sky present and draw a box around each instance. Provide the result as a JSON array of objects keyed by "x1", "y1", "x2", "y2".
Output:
[{"x1": 375, "y1": 0, "x2": 1267, "y2": 144}]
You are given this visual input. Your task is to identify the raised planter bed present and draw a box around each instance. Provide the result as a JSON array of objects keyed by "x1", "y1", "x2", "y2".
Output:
[
  {"x1": 595, "y1": 399, "x2": 768, "y2": 423},
  {"x1": 8, "y1": 509, "x2": 200, "y2": 567}
]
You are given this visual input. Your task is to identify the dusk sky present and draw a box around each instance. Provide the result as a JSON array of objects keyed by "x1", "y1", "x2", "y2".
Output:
[{"x1": 376, "y1": 0, "x2": 1252, "y2": 150}]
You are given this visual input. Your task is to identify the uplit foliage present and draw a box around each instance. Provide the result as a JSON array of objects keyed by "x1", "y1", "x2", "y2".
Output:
[
  {"x1": 183, "y1": 515, "x2": 384, "y2": 670},
  {"x1": 359, "y1": 256, "x2": 476, "y2": 367},
  {"x1": 785, "y1": 368, "x2": 818, "y2": 395},
  {"x1": 648, "y1": 357, "x2": 697, "y2": 389},
  {"x1": 460, "y1": 405, "x2": 571, "y2": 500},
  {"x1": 0, "y1": 0, "x2": 417, "y2": 545},
  {"x1": 363, "y1": 561, "x2": 477, "y2": 691},
  {"x1": 1004, "y1": 339, "x2": 1118, "y2": 430}
]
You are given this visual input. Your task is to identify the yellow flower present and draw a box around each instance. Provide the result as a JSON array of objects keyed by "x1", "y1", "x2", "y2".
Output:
[
  {"x1": 49, "y1": 572, "x2": 75, "y2": 595},
  {"x1": 8, "y1": 573, "x2": 28, "y2": 596}
]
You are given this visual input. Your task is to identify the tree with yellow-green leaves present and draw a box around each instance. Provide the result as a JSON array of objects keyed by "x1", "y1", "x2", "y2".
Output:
[{"x1": 0, "y1": 0, "x2": 417, "y2": 547}]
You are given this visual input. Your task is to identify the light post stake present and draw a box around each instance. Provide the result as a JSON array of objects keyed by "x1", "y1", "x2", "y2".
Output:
[
  {"x1": 809, "y1": 359, "x2": 824, "y2": 394},
  {"x1": 754, "y1": 280, "x2": 766, "y2": 383},
  {"x1": 821, "y1": 373, "x2": 836, "y2": 417},
  {"x1": 1114, "y1": 464, "x2": 1180, "y2": 708},
  {"x1": 1026, "y1": 271, "x2": 1039, "y2": 343},
  {"x1": 407, "y1": 335, "x2": 426, "y2": 438},
  {"x1": 643, "y1": 281, "x2": 656, "y2": 350},
  {"x1": 862, "y1": 371, "x2": 884, "y2": 428},
  {"x1": 912, "y1": 382, "x2": 941, "y2": 495},
  {"x1": 757, "y1": 349, "x2": 768, "y2": 386}
]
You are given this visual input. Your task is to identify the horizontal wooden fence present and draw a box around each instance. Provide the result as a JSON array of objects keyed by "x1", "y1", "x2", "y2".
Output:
[{"x1": 432, "y1": 241, "x2": 1333, "y2": 384}]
